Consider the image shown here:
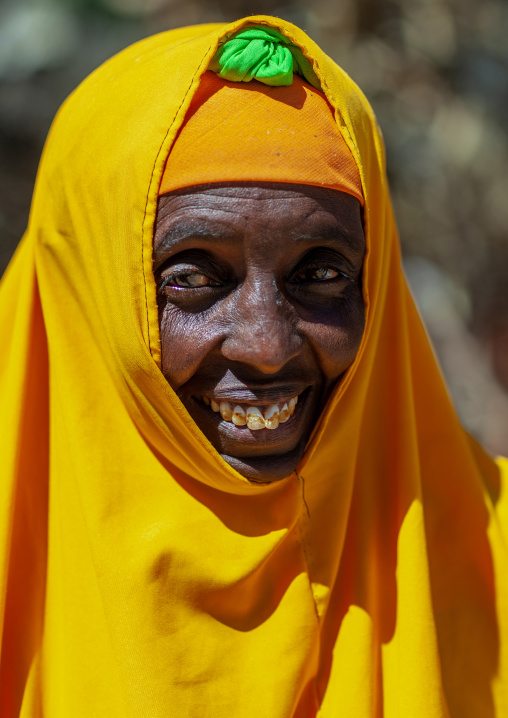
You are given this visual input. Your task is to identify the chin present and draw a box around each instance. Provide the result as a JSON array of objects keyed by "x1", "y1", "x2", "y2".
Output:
[{"x1": 220, "y1": 444, "x2": 306, "y2": 484}]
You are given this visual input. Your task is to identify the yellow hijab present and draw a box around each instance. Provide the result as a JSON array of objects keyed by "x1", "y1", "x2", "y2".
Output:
[{"x1": 1, "y1": 16, "x2": 507, "y2": 718}]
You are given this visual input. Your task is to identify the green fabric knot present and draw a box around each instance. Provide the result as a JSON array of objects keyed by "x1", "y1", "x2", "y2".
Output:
[{"x1": 209, "y1": 27, "x2": 320, "y2": 89}]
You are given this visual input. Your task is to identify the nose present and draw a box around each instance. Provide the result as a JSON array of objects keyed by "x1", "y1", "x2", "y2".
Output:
[{"x1": 220, "y1": 279, "x2": 302, "y2": 374}]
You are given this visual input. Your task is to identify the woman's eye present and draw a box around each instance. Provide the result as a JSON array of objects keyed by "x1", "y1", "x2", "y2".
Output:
[
  {"x1": 309, "y1": 267, "x2": 338, "y2": 281},
  {"x1": 293, "y1": 266, "x2": 351, "y2": 283},
  {"x1": 160, "y1": 270, "x2": 220, "y2": 290}
]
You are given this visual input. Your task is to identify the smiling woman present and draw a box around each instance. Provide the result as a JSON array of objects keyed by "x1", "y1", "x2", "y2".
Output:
[
  {"x1": 0, "y1": 14, "x2": 507, "y2": 718},
  {"x1": 154, "y1": 184, "x2": 365, "y2": 482}
]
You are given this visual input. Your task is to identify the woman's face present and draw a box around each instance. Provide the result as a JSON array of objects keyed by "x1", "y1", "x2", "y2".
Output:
[{"x1": 153, "y1": 184, "x2": 365, "y2": 483}]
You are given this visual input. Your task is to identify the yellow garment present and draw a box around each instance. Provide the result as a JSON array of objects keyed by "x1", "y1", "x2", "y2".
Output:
[{"x1": 0, "y1": 15, "x2": 507, "y2": 718}]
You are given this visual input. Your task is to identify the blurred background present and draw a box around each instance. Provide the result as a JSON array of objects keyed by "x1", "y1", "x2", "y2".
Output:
[{"x1": 0, "y1": 0, "x2": 507, "y2": 454}]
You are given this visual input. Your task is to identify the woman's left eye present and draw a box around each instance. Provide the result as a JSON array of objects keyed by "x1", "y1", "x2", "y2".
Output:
[{"x1": 293, "y1": 266, "x2": 351, "y2": 283}]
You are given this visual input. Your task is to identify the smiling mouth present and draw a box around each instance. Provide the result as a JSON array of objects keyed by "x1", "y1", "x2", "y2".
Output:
[{"x1": 198, "y1": 394, "x2": 299, "y2": 431}]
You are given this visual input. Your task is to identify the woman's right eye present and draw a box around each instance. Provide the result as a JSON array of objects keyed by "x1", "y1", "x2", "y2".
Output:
[
  {"x1": 159, "y1": 264, "x2": 223, "y2": 292},
  {"x1": 161, "y1": 272, "x2": 218, "y2": 289}
]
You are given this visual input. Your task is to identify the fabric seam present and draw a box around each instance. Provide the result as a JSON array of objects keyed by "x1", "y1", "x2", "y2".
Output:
[{"x1": 141, "y1": 41, "x2": 217, "y2": 358}]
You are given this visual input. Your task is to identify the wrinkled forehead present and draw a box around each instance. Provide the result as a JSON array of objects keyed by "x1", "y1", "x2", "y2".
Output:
[
  {"x1": 154, "y1": 182, "x2": 365, "y2": 250},
  {"x1": 153, "y1": 183, "x2": 365, "y2": 268}
]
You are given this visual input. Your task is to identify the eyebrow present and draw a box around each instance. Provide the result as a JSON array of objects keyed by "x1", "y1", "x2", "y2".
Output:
[
  {"x1": 291, "y1": 225, "x2": 365, "y2": 255},
  {"x1": 158, "y1": 221, "x2": 240, "y2": 246},
  {"x1": 153, "y1": 220, "x2": 240, "y2": 257}
]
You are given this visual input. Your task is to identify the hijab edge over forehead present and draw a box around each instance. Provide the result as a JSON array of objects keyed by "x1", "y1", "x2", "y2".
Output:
[{"x1": 157, "y1": 70, "x2": 364, "y2": 205}]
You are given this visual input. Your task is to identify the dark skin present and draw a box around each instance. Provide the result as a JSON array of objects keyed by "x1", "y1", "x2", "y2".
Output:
[{"x1": 153, "y1": 183, "x2": 366, "y2": 483}]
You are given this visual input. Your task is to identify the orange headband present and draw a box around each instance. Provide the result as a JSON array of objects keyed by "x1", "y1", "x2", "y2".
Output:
[{"x1": 159, "y1": 71, "x2": 363, "y2": 204}]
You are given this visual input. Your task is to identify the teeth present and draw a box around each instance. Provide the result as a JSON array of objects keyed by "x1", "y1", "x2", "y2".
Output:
[
  {"x1": 219, "y1": 401, "x2": 233, "y2": 421},
  {"x1": 246, "y1": 406, "x2": 265, "y2": 431},
  {"x1": 279, "y1": 403, "x2": 290, "y2": 423},
  {"x1": 232, "y1": 405, "x2": 247, "y2": 426},
  {"x1": 203, "y1": 395, "x2": 300, "y2": 429},
  {"x1": 264, "y1": 404, "x2": 280, "y2": 430}
]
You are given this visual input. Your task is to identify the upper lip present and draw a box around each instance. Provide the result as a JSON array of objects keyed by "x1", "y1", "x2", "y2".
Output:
[{"x1": 193, "y1": 384, "x2": 308, "y2": 406}]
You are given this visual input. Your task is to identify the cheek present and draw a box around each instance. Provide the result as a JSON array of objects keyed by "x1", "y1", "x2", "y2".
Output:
[
  {"x1": 159, "y1": 305, "x2": 219, "y2": 388},
  {"x1": 307, "y1": 293, "x2": 365, "y2": 383}
]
